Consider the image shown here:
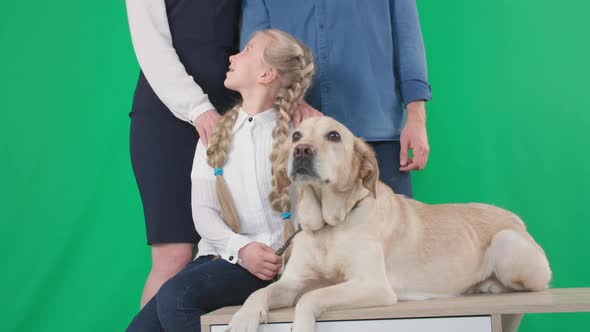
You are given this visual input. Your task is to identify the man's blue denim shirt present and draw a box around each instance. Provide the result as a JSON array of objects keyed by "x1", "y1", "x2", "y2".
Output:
[{"x1": 240, "y1": 0, "x2": 432, "y2": 141}]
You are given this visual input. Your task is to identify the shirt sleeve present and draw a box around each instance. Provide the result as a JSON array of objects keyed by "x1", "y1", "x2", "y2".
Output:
[
  {"x1": 126, "y1": 0, "x2": 215, "y2": 123},
  {"x1": 240, "y1": 0, "x2": 272, "y2": 50},
  {"x1": 191, "y1": 141, "x2": 253, "y2": 264},
  {"x1": 390, "y1": 0, "x2": 433, "y2": 106}
]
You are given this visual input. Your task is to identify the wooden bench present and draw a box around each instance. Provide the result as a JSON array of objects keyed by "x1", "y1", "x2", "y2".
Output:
[{"x1": 201, "y1": 288, "x2": 590, "y2": 332}]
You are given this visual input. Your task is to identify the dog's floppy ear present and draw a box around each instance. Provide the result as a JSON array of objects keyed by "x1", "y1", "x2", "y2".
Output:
[{"x1": 354, "y1": 138, "x2": 379, "y2": 198}]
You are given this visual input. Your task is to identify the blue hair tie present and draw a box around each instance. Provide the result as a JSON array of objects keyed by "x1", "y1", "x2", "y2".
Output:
[
  {"x1": 282, "y1": 212, "x2": 291, "y2": 220},
  {"x1": 214, "y1": 168, "x2": 223, "y2": 176}
]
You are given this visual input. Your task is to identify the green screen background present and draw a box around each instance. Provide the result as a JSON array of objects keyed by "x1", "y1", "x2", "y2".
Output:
[{"x1": 1, "y1": 1, "x2": 588, "y2": 331}]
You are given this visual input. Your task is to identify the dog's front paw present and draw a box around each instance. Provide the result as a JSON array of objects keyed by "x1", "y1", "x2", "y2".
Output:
[
  {"x1": 225, "y1": 307, "x2": 267, "y2": 332},
  {"x1": 291, "y1": 305, "x2": 317, "y2": 332},
  {"x1": 226, "y1": 288, "x2": 270, "y2": 332},
  {"x1": 226, "y1": 299, "x2": 269, "y2": 332},
  {"x1": 291, "y1": 316, "x2": 316, "y2": 332}
]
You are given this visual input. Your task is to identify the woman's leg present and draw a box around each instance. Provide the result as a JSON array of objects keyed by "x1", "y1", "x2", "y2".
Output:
[
  {"x1": 141, "y1": 243, "x2": 194, "y2": 307},
  {"x1": 129, "y1": 81, "x2": 201, "y2": 308},
  {"x1": 144, "y1": 256, "x2": 271, "y2": 332}
]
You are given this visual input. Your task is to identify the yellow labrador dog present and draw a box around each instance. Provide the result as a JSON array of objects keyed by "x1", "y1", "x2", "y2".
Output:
[{"x1": 227, "y1": 116, "x2": 552, "y2": 332}]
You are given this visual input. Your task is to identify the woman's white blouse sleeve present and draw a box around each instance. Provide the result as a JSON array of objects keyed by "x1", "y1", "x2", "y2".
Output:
[{"x1": 125, "y1": 0, "x2": 215, "y2": 123}]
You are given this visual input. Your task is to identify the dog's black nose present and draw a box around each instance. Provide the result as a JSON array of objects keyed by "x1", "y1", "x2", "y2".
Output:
[{"x1": 294, "y1": 144, "x2": 315, "y2": 159}]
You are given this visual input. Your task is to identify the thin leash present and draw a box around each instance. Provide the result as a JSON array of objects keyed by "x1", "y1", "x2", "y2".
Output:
[{"x1": 275, "y1": 224, "x2": 302, "y2": 256}]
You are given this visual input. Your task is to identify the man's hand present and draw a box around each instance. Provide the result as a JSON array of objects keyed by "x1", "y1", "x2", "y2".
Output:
[
  {"x1": 238, "y1": 242, "x2": 282, "y2": 281},
  {"x1": 400, "y1": 101, "x2": 430, "y2": 172},
  {"x1": 293, "y1": 100, "x2": 323, "y2": 128},
  {"x1": 193, "y1": 109, "x2": 221, "y2": 147}
]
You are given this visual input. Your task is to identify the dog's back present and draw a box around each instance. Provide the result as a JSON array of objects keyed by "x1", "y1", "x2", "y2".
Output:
[{"x1": 374, "y1": 181, "x2": 551, "y2": 298}]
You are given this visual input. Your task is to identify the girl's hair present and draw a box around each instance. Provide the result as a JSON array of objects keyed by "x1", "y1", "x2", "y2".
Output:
[{"x1": 206, "y1": 29, "x2": 315, "y2": 262}]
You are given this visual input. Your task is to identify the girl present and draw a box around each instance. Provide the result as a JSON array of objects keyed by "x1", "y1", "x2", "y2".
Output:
[{"x1": 127, "y1": 29, "x2": 315, "y2": 331}]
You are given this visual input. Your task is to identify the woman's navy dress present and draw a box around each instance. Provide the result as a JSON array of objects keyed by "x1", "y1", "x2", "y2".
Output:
[{"x1": 129, "y1": 0, "x2": 241, "y2": 244}]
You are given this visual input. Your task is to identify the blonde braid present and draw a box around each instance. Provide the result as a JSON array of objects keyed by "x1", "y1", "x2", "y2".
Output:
[
  {"x1": 265, "y1": 35, "x2": 315, "y2": 262},
  {"x1": 206, "y1": 105, "x2": 241, "y2": 233}
]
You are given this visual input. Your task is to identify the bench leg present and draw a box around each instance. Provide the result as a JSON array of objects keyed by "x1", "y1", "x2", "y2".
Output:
[
  {"x1": 502, "y1": 314, "x2": 523, "y2": 332},
  {"x1": 492, "y1": 314, "x2": 503, "y2": 332}
]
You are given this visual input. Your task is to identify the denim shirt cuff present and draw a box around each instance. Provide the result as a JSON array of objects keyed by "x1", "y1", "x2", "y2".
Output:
[{"x1": 401, "y1": 79, "x2": 432, "y2": 106}]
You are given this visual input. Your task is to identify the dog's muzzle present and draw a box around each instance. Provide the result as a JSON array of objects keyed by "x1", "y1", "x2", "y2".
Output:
[{"x1": 290, "y1": 144, "x2": 320, "y2": 180}]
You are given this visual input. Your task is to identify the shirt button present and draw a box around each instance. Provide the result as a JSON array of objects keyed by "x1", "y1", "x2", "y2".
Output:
[
  {"x1": 248, "y1": 117, "x2": 253, "y2": 122},
  {"x1": 229, "y1": 255, "x2": 234, "y2": 261}
]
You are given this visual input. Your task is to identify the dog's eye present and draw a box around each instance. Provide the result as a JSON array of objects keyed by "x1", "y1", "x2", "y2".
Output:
[
  {"x1": 326, "y1": 131, "x2": 341, "y2": 142},
  {"x1": 292, "y1": 132, "x2": 302, "y2": 142}
]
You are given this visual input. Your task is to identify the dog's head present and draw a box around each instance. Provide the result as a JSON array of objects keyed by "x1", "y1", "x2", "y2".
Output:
[{"x1": 286, "y1": 116, "x2": 379, "y2": 198}]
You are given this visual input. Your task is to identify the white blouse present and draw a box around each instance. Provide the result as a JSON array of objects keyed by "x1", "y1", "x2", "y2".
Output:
[{"x1": 191, "y1": 108, "x2": 297, "y2": 265}]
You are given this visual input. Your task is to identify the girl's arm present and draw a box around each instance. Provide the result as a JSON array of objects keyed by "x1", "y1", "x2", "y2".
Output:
[
  {"x1": 191, "y1": 141, "x2": 253, "y2": 264},
  {"x1": 126, "y1": 0, "x2": 215, "y2": 123}
]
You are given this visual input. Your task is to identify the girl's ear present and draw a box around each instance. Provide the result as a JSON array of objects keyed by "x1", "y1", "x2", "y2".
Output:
[{"x1": 258, "y1": 67, "x2": 279, "y2": 85}]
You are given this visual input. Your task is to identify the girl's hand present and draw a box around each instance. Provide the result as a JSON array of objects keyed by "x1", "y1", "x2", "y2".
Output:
[{"x1": 238, "y1": 242, "x2": 282, "y2": 280}]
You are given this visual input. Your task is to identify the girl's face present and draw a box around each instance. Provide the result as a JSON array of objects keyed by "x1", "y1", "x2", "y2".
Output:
[{"x1": 224, "y1": 33, "x2": 275, "y2": 91}]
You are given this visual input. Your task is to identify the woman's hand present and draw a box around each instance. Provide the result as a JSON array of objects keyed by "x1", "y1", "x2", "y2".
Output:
[
  {"x1": 293, "y1": 100, "x2": 323, "y2": 128},
  {"x1": 194, "y1": 109, "x2": 221, "y2": 147},
  {"x1": 238, "y1": 242, "x2": 282, "y2": 280}
]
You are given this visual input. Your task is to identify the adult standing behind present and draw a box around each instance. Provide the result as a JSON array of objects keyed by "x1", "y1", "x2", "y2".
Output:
[
  {"x1": 241, "y1": 0, "x2": 432, "y2": 198},
  {"x1": 125, "y1": 0, "x2": 241, "y2": 307}
]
